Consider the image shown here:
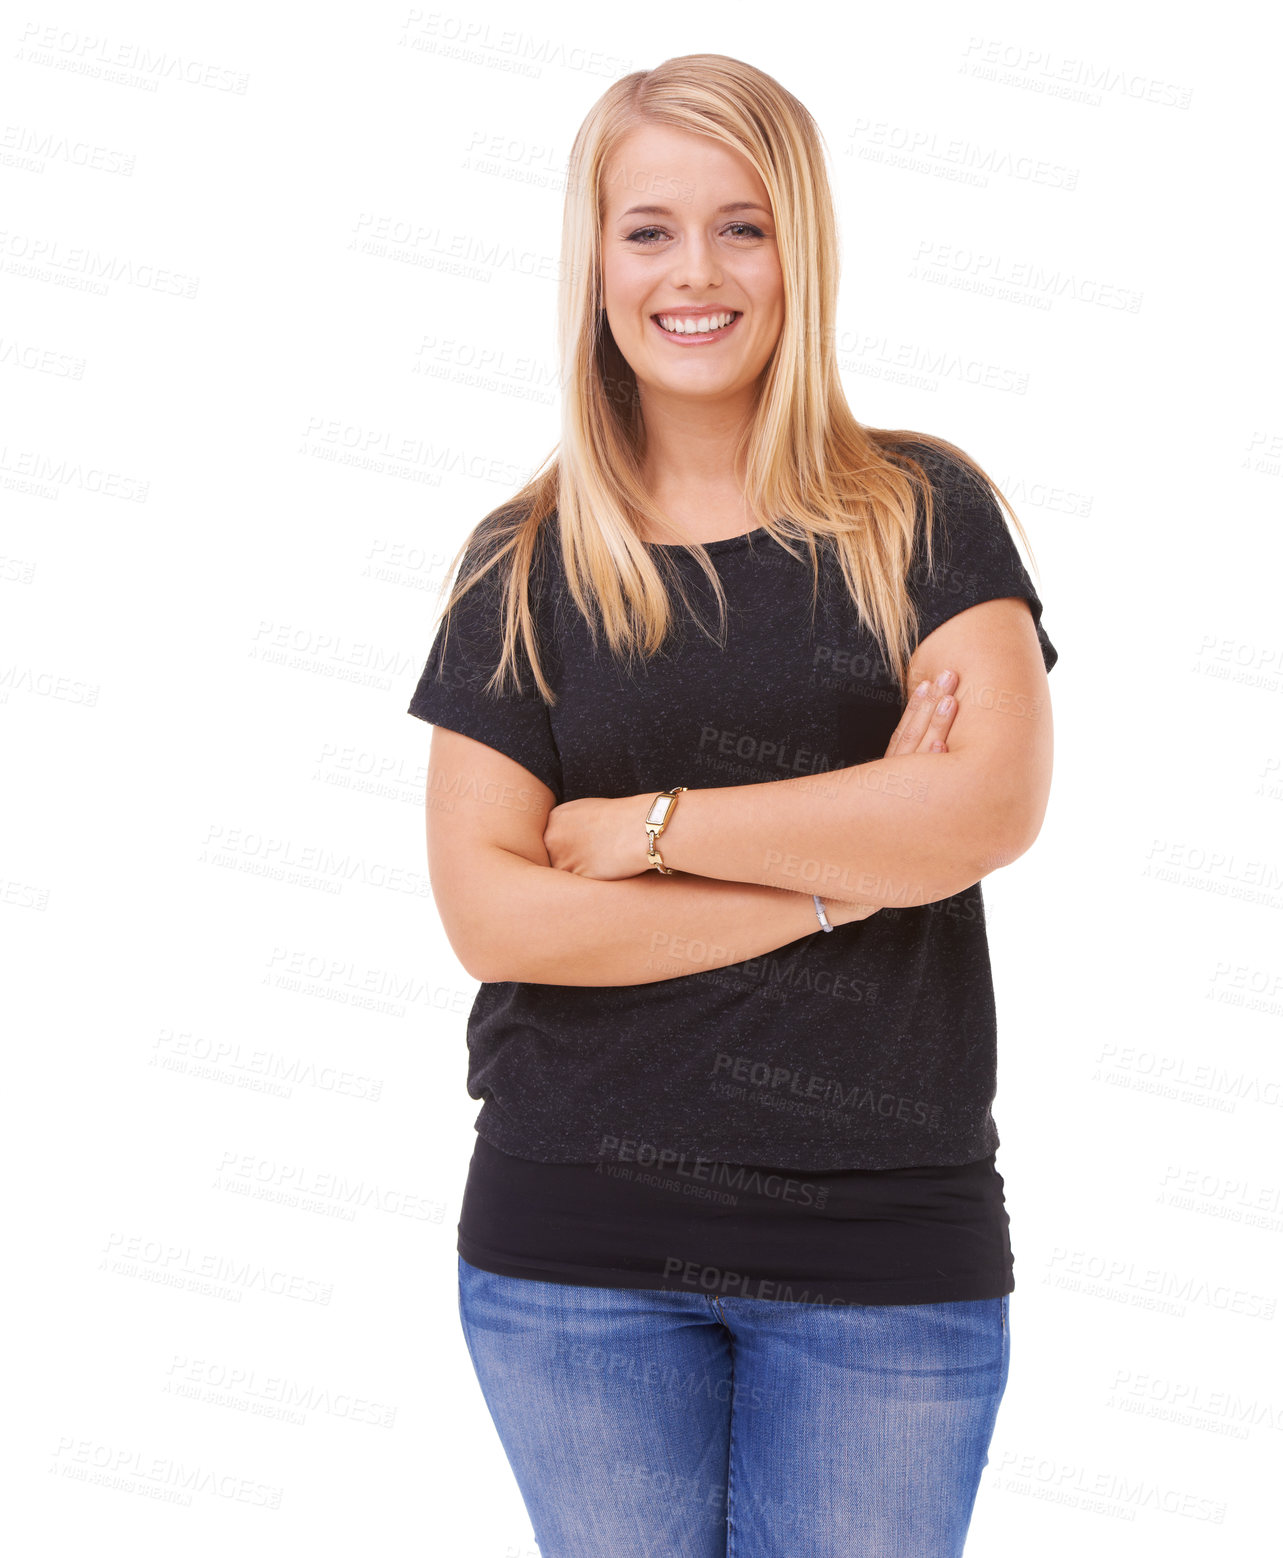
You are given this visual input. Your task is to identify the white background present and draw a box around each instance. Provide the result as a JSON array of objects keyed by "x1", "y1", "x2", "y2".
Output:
[{"x1": 4, "y1": 2, "x2": 1280, "y2": 1553}]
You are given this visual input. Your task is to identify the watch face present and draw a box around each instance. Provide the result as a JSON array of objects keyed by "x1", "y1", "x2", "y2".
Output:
[{"x1": 645, "y1": 795, "x2": 673, "y2": 827}]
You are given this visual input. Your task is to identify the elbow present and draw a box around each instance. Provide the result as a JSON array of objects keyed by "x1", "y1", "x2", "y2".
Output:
[
  {"x1": 971, "y1": 792, "x2": 1047, "y2": 881},
  {"x1": 430, "y1": 842, "x2": 561, "y2": 984},
  {"x1": 455, "y1": 934, "x2": 526, "y2": 985},
  {"x1": 469, "y1": 950, "x2": 558, "y2": 985},
  {"x1": 434, "y1": 870, "x2": 564, "y2": 986},
  {"x1": 448, "y1": 935, "x2": 495, "y2": 985},
  {"x1": 439, "y1": 915, "x2": 520, "y2": 985},
  {"x1": 452, "y1": 921, "x2": 551, "y2": 985},
  {"x1": 877, "y1": 759, "x2": 1051, "y2": 903},
  {"x1": 460, "y1": 948, "x2": 503, "y2": 984}
]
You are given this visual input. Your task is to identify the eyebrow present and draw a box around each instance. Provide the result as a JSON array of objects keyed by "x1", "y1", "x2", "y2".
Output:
[{"x1": 619, "y1": 201, "x2": 771, "y2": 218}]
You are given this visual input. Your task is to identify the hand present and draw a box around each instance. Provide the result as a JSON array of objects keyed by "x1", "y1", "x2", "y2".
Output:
[
  {"x1": 883, "y1": 668, "x2": 959, "y2": 759},
  {"x1": 825, "y1": 668, "x2": 960, "y2": 920},
  {"x1": 543, "y1": 793, "x2": 653, "y2": 880}
]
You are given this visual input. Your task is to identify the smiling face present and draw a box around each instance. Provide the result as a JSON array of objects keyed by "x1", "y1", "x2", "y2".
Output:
[{"x1": 599, "y1": 123, "x2": 785, "y2": 412}]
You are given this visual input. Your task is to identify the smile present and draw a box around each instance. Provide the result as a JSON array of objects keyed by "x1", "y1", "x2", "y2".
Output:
[{"x1": 650, "y1": 311, "x2": 742, "y2": 343}]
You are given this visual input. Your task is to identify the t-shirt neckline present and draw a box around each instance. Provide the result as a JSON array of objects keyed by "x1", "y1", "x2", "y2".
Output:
[{"x1": 643, "y1": 525, "x2": 771, "y2": 556}]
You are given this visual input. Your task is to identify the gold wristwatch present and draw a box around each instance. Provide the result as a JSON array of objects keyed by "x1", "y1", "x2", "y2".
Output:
[{"x1": 643, "y1": 786, "x2": 688, "y2": 875}]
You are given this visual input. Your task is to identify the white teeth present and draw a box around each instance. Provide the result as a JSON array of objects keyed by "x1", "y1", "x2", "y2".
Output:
[{"x1": 656, "y1": 312, "x2": 738, "y2": 335}]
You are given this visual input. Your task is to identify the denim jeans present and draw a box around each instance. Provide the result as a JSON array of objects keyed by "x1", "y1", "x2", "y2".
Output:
[{"x1": 458, "y1": 1255, "x2": 1010, "y2": 1558}]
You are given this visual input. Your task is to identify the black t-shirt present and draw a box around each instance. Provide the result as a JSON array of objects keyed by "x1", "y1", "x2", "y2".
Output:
[{"x1": 408, "y1": 441, "x2": 1057, "y2": 1171}]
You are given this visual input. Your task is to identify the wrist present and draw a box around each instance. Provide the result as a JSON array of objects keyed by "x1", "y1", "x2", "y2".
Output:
[
  {"x1": 824, "y1": 895, "x2": 880, "y2": 926},
  {"x1": 634, "y1": 793, "x2": 657, "y2": 871},
  {"x1": 640, "y1": 786, "x2": 690, "y2": 875}
]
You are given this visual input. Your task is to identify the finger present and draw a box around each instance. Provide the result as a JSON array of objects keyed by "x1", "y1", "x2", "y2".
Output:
[
  {"x1": 891, "y1": 680, "x2": 961, "y2": 758},
  {"x1": 885, "y1": 678, "x2": 944, "y2": 758},
  {"x1": 913, "y1": 689, "x2": 957, "y2": 755}
]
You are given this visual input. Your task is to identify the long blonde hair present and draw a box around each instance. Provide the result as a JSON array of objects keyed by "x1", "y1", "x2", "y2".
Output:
[{"x1": 430, "y1": 53, "x2": 1040, "y2": 703}]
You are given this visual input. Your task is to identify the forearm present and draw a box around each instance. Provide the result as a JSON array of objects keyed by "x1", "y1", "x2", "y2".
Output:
[
  {"x1": 460, "y1": 851, "x2": 841, "y2": 987},
  {"x1": 652, "y1": 751, "x2": 1028, "y2": 908}
]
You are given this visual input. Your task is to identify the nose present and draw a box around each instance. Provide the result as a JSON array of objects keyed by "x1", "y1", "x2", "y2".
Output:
[{"x1": 664, "y1": 230, "x2": 723, "y2": 292}]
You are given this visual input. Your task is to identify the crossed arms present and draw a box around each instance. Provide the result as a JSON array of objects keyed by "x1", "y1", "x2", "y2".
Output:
[{"x1": 422, "y1": 597, "x2": 1053, "y2": 987}]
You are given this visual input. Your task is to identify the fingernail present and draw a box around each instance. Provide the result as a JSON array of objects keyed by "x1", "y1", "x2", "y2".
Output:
[
  {"x1": 937, "y1": 696, "x2": 953, "y2": 714},
  {"x1": 916, "y1": 680, "x2": 932, "y2": 697},
  {"x1": 935, "y1": 669, "x2": 954, "y2": 687}
]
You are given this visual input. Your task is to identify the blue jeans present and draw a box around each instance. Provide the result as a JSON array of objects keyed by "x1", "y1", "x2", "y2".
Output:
[{"x1": 458, "y1": 1255, "x2": 1010, "y2": 1558}]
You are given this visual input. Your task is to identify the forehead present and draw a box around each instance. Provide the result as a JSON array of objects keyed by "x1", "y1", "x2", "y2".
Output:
[{"x1": 601, "y1": 123, "x2": 770, "y2": 219}]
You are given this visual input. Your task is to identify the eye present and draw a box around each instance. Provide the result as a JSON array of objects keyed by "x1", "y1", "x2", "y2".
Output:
[{"x1": 623, "y1": 222, "x2": 768, "y2": 246}]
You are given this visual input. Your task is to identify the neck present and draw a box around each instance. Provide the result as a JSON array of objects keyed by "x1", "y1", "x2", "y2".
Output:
[
  {"x1": 637, "y1": 388, "x2": 755, "y2": 526},
  {"x1": 639, "y1": 384, "x2": 757, "y2": 492}
]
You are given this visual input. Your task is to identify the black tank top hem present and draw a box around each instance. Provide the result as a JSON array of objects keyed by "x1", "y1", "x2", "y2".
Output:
[
  {"x1": 458, "y1": 1132, "x2": 1015, "y2": 1309},
  {"x1": 458, "y1": 1238, "x2": 1014, "y2": 1307}
]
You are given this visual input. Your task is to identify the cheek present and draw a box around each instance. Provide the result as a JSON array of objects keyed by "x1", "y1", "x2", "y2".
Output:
[
  {"x1": 761, "y1": 278, "x2": 786, "y2": 321},
  {"x1": 605, "y1": 282, "x2": 648, "y2": 334},
  {"x1": 736, "y1": 263, "x2": 784, "y2": 323}
]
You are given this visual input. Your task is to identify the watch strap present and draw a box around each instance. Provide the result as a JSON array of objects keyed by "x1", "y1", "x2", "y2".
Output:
[{"x1": 644, "y1": 786, "x2": 688, "y2": 874}]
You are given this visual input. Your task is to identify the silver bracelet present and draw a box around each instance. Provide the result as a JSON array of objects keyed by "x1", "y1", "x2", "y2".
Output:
[{"x1": 812, "y1": 894, "x2": 833, "y2": 933}]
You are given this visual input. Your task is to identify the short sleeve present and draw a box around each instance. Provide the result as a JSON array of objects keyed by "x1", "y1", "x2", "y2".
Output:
[
  {"x1": 906, "y1": 444, "x2": 1058, "y2": 674},
  {"x1": 406, "y1": 528, "x2": 564, "y2": 802}
]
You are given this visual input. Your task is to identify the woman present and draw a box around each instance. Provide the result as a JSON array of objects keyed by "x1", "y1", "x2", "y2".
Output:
[{"x1": 408, "y1": 54, "x2": 1056, "y2": 1558}]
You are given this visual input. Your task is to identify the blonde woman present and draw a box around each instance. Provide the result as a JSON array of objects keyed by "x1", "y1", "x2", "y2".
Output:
[{"x1": 409, "y1": 55, "x2": 1056, "y2": 1558}]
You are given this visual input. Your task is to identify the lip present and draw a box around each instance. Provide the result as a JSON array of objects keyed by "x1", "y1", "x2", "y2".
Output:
[{"x1": 650, "y1": 310, "x2": 742, "y2": 344}]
